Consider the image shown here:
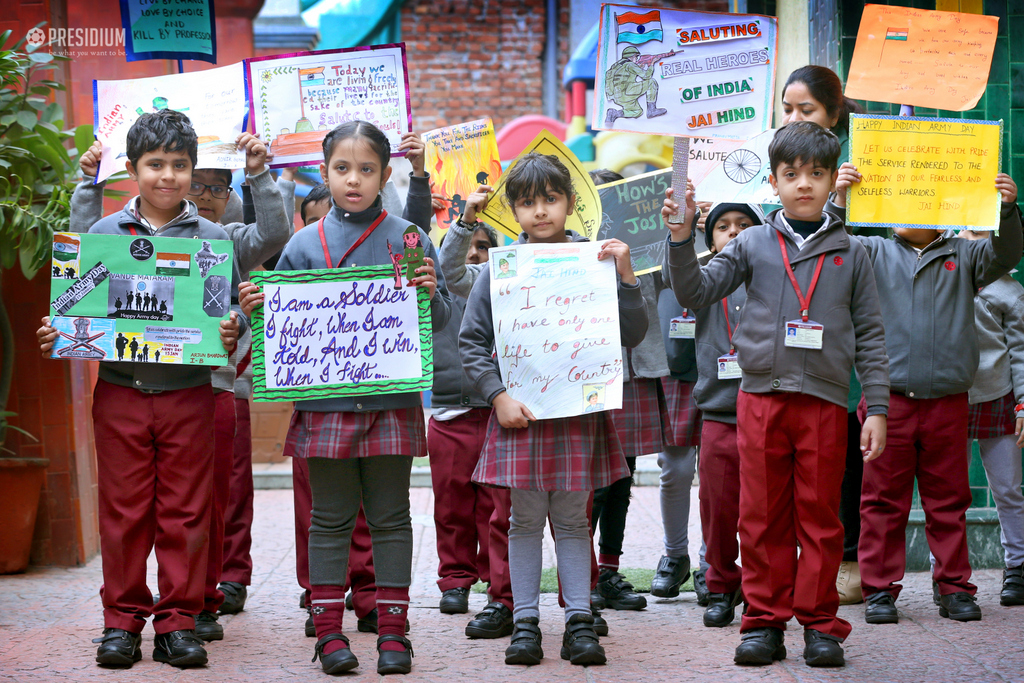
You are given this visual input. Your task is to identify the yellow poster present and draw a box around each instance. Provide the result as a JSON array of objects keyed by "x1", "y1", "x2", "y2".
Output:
[
  {"x1": 423, "y1": 119, "x2": 503, "y2": 233},
  {"x1": 847, "y1": 114, "x2": 1002, "y2": 231},
  {"x1": 480, "y1": 130, "x2": 602, "y2": 241}
]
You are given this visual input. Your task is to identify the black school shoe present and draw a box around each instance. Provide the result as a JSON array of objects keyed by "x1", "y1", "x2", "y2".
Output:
[
  {"x1": 590, "y1": 588, "x2": 606, "y2": 610},
  {"x1": 650, "y1": 555, "x2": 691, "y2": 598},
  {"x1": 694, "y1": 568, "x2": 710, "y2": 606},
  {"x1": 93, "y1": 628, "x2": 142, "y2": 668},
  {"x1": 505, "y1": 617, "x2": 544, "y2": 665},
  {"x1": 357, "y1": 607, "x2": 410, "y2": 634},
  {"x1": 938, "y1": 591, "x2": 982, "y2": 621},
  {"x1": 439, "y1": 587, "x2": 470, "y2": 614},
  {"x1": 193, "y1": 610, "x2": 224, "y2": 641},
  {"x1": 465, "y1": 601, "x2": 513, "y2": 638},
  {"x1": 591, "y1": 608, "x2": 609, "y2": 636},
  {"x1": 218, "y1": 581, "x2": 247, "y2": 615},
  {"x1": 734, "y1": 627, "x2": 786, "y2": 666},
  {"x1": 703, "y1": 588, "x2": 743, "y2": 628},
  {"x1": 305, "y1": 609, "x2": 316, "y2": 637},
  {"x1": 803, "y1": 629, "x2": 845, "y2": 667},
  {"x1": 153, "y1": 630, "x2": 208, "y2": 668},
  {"x1": 596, "y1": 570, "x2": 647, "y2": 610},
  {"x1": 1001, "y1": 564, "x2": 1024, "y2": 606},
  {"x1": 312, "y1": 633, "x2": 359, "y2": 674},
  {"x1": 376, "y1": 635, "x2": 414, "y2": 675},
  {"x1": 864, "y1": 592, "x2": 899, "y2": 624},
  {"x1": 560, "y1": 613, "x2": 606, "y2": 666}
]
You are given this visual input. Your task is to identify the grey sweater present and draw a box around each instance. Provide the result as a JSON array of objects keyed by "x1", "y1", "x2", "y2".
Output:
[
  {"x1": 970, "y1": 274, "x2": 1024, "y2": 410},
  {"x1": 690, "y1": 258, "x2": 746, "y2": 424}
]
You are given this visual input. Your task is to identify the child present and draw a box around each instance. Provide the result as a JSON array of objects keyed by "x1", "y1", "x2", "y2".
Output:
[
  {"x1": 833, "y1": 163, "x2": 1022, "y2": 623},
  {"x1": 39, "y1": 110, "x2": 246, "y2": 668},
  {"x1": 239, "y1": 121, "x2": 450, "y2": 676},
  {"x1": 300, "y1": 182, "x2": 333, "y2": 227},
  {"x1": 663, "y1": 121, "x2": 889, "y2": 668},
  {"x1": 458, "y1": 153, "x2": 648, "y2": 667}
]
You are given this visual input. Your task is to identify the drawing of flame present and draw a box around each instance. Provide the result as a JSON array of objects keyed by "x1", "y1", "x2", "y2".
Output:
[{"x1": 425, "y1": 119, "x2": 502, "y2": 232}]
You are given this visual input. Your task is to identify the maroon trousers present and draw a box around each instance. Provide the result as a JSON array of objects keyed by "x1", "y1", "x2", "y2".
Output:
[
  {"x1": 699, "y1": 419, "x2": 742, "y2": 594},
  {"x1": 202, "y1": 391, "x2": 235, "y2": 613},
  {"x1": 221, "y1": 397, "x2": 255, "y2": 585},
  {"x1": 736, "y1": 391, "x2": 850, "y2": 639},
  {"x1": 859, "y1": 392, "x2": 975, "y2": 599},
  {"x1": 94, "y1": 380, "x2": 214, "y2": 634}
]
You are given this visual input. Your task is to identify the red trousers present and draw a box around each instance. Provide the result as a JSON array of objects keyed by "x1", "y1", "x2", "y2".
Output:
[
  {"x1": 202, "y1": 391, "x2": 235, "y2": 612},
  {"x1": 736, "y1": 391, "x2": 850, "y2": 639},
  {"x1": 699, "y1": 419, "x2": 742, "y2": 594},
  {"x1": 94, "y1": 380, "x2": 214, "y2": 634},
  {"x1": 859, "y1": 392, "x2": 975, "y2": 599},
  {"x1": 221, "y1": 397, "x2": 254, "y2": 585},
  {"x1": 293, "y1": 456, "x2": 376, "y2": 616}
]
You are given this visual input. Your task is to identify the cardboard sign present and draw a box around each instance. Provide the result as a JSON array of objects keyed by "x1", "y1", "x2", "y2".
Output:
[
  {"x1": 489, "y1": 242, "x2": 623, "y2": 420},
  {"x1": 690, "y1": 129, "x2": 776, "y2": 204},
  {"x1": 93, "y1": 63, "x2": 249, "y2": 184},
  {"x1": 246, "y1": 45, "x2": 412, "y2": 169},
  {"x1": 250, "y1": 267, "x2": 432, "y2": 402},
  {"x1": 847, "y1": 114, "x2": 1002, "y2": 231},
  {"x1": 844, "y1": 5, "x2": 998, "y2": 111},
  {"x1": 119, "y1": 0, "x2": 216, "y2": 63},
  {"x1": 48, "y1": 232, "x2": 233, "y2": 365},
  {"x1": 593, "y1": 4, "x2": 778, "y2": 139},
  {"x1": 480, "y1": 130, "x2": 602, "y2": 241},
  {"x1": 592, "y1": 168, "x2": 671, "y2": 275},
  {"x1": 423, "y1": 119, "x2": 503, "y2": 233}
]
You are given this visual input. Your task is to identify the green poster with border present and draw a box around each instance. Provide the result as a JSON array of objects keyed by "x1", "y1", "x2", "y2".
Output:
[
  {"x1": 251, "y1": 267, "x2": 433, "y2": 402},
  {"x1": 48, "y1": 232, "x2": 233, "y2": 366}
]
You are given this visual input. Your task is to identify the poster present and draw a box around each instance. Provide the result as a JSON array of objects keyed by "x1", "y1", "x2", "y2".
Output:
[
  {"x1": 93, "y1": 62, "x2": 249, "y2": 184},
  {"x1": 592, "y1": 168, "x2": 671, "y2": 275},
  {"x1": 119, "y1": 0, "x2": 216, "y2": 63},
  {"x1": 246, "y1": 45, "x2": 412, "y2": 169},
  {"x1": 844, "y1": 5, "x2": 998, "y2": 111},
  {"x1": 48, "y1": 233, "x2": 234, "y2": 365},
  {"x1": 690, "y1": 129, "x2": 776, "y2": 204},
  {"x1": 847, "y1": 114, "x2": 1002, "y2": 230},
  {"x1": 250, "y1": 267, "x2": 432, "y2": 402},
  {"x1": 489, "y1": 242, "x2": 623, "y2": 420},
  {"x1": 593, "y1": 4, "x2": 777, "y2": 139},
  {"x1": 423, "y1": 119, "x2": 503, "y2": 232},
  {"x1": 480, "y1": 130, "x2": 602, "y2": 241}
]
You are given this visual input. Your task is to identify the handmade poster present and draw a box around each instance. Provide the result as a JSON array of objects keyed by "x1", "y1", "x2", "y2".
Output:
[
  {"x1": 593, "y1": 4, "x2": 777, "y2": 139},
  {"x1": 592, "y1": 168, "x2": 671, "y2": 275},
  {"x1": 844, "y1": 5, "x2": 998, "y2": 111},
  {"x1": 249, "y1": 266, "x2": 432, "y2": 402},
  {"x1": 847, "y1": 114, "x2": 1002, "y2": 230},
  {"x1": 423, "y1": 119, "x2": 503, "y2": 232},
  {"x1": 93, "y1": 62, "x2": 248, "y2": 184},
  {"x1": 480, "y1": 130, "x2": 601, "y2": 241},
  {"x1": 489, "y1": 242, "x2": 623, "y2": 420},
  {"x1": 246, "y1": 44, "x2": 412, "y2": 169},
  {"x1": 691, "y1": 129, "x2": 776, "y2": 204},
  {"x1": 119, "y1": 0, "x2": 216, "y2": 63},
  {"x1": 48, "y1": 232, "x2": 234, "y2": 365}
]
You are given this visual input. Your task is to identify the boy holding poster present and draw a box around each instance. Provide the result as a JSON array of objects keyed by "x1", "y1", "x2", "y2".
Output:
[
  {"x1": 663, "y1": 121, "x2": 889, "y2": 668},
  {"x1": 38, "y1": 110, "x2": 246, "y2": 669}
]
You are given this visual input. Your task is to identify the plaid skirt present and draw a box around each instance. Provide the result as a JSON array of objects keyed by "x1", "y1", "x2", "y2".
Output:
[
  {"x1": 968, "y1": 391, "x2": 1017, "y2": 440},
  {"x1": 472, "y1": 411, "x2": 630, "y2": 492},
  {"x1": 661, "y1": 377, "x2": 703, "y2": 448},
  {"x1": 284, "y1": 407, "x2": 428, "y2": 460},
  {"x1": 611, "y1": 377, "x2": 672, "y2": 457}
]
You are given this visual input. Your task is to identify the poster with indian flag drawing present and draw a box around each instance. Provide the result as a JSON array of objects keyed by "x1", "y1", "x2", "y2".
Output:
[{"x1": 423, "y1": 119, "x2": 502, "y2": 233}]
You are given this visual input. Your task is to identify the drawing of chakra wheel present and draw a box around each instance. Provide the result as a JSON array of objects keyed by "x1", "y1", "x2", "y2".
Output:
[{"x1": 723, "y1": 148, "x2": 762, "y2": 183}]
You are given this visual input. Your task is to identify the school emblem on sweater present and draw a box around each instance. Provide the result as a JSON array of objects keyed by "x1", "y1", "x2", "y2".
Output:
[
  {"x1": 944, "y1": 261, "x2": 956, "y2": 271},
  {"x1": 196, "y1": 240, "x2": 230, "y2": 277},
  {"x1": 833, "y1": 256, "x2": 843, "y2": 266}
]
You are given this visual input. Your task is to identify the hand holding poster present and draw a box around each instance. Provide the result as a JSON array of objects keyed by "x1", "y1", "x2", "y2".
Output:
[
  {"x1": 592, "y1": 169, "x2": 671, "y2": 275},
  {"x1": 490, "y1": 242, "x2": 623, "y2": 420},
  {"x1": 250, "y1": 267, "x2": 432, "y2": 402},
  {"x1": 846, "y1": 114, "x2": 1002, "y2": 230},
  {"x1": 423, "y1": 119, "x2": 503, "y2": 232},
  {"x1": 246, "y1": 45, "x2": 412, "y2": 169},
  {"x1": 593, "y1": 4, "x2": 777, "y2": 139}
]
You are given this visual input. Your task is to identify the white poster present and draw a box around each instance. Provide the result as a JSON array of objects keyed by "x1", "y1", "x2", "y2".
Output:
[{"x1": 691, "y1": 129, "x2": 776, "y2": 204}]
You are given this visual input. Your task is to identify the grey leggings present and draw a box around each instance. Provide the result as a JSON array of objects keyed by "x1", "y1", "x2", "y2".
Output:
[
  {"x1": 306, "y1": 455, "x2": 413, "y2": 587},
  {"x1": 508, "y1": 489, "x2": 592, "y2": 622},
  {"x1": 658, "y1": 445, "x2": 698, "y2": 559}
]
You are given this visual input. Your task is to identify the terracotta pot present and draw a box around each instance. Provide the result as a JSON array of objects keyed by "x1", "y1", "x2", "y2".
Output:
[{"x1": 0, "y1": 457, "x2": 49, "y2": 574}]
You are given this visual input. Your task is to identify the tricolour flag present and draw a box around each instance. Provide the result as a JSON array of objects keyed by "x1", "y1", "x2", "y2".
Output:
[
  {"x1": 300, "y1": 67, "x2": 325, "y2": 87},
  {"x1": 156, "y1": 252, "x2": 191, "y2": 276},
  {"x1": 616, "y1": 10, "x2": 663, "y2": 46},
  {"x1": 52, "y1": 234, "x2": 79, "y2": 261},
  {"x1": 885, "y1": 28, "x2": 908, "y2": 41}
]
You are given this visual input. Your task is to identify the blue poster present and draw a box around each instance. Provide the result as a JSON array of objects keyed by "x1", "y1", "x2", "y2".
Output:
[{"x1": 119, "y1": 0, "x2": 217, "y2": 64}]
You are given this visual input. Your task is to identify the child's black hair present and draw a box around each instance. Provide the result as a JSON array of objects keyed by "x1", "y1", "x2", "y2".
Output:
[
  {"x1": 126, "y1": 110, "x2": 198, "y2": 169},
  {"x1": 783, "y1": 65, "x2": 863, "y2": 135},
  {"x1": 300, "y1": 182, "x2": 333, "y2": 223},
  {"x1": 503, "y1": 153, "x2": 574, "y2": 210},
  {"x1": 768, "y1": 121, "x2": 841, "y2": 174},
  {"x1": 438, "y1": 220, "x2": 499, "y2": 250},
  {"x1": 321, "y1": 120, "x2": 391, "y2": 169},
  {"x1": 194, "y1": 167, "x2": 232, "y2": 186},
  {"x1": 589, "y1": 168, "x2": 624, "y2": 186}
]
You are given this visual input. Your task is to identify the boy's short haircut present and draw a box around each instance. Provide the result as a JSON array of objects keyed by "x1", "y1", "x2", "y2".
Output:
[
  {"x1": 126, "y1": 110, "x2": 198, "y2": 169},
  {"x1": 194, "y1": 167, "x2": 232, "y2": 186},
  {"x1": 300, "y1": 182, "x2": 333, "y2": 223},
  {"x1": 503, "y1": 153, "x2": 575, "y2": 210},
  {"x1": 474, "y1": 222, "x2": 500, "y2": 249},
  {"x1": 768, "y1": 121, "x2": 841, "y2": 175},
  {"x1": 589, "y1": 168, "x2": 624, "y2": 186}
]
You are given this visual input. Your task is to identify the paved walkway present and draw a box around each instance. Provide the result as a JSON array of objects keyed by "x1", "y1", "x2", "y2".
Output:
[{"x1": 1, "y1": 486, "x2": 1022, "y2": 682}]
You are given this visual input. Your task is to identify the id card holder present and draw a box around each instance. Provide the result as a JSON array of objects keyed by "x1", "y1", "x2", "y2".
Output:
[
  {"x1": 784, "y1": 320, "x2": 824, "y2": 350},
  {"x1": 717, "y1": 353, "x2": 741, "y2": 380},
  {"x1": 669, "y1": 316, "x2": 696, "y2": 339}
]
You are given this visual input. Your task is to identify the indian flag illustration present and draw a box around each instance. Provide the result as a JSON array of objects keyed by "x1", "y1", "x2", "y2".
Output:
[
  {"x1": 156, "y1": 252, "x2": 191, "y2": 276},
  {"x1": 300, "y1": 67, "x2": 325, "y2": 86},
  {"x1": 52, "y1": 233, "x2": 80, "y2": 261},
  {"x1": 615, "y1": 10, "x2": 663, "y2": 46},
  {"x1": 885, "y1": 28, "x2": 909, "y2": 41}
]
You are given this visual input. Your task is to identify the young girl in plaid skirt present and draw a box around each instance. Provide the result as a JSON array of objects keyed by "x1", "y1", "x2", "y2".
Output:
[
  {"x1": 240, "y1": 121, "x2": 451, "y2": 676},
  {"x1": 458, "y1": 153, "x2": 648, "y2": 667}
]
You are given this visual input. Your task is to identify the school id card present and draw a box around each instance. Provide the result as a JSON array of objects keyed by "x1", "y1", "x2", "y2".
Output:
[{"x1": 784, "y1": 320, "x2": 823, "y2": 350}]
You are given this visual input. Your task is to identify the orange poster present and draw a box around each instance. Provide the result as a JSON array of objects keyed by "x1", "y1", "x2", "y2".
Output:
[
  {"x1": 844, "y1": 4, "x2": 997, "y2": 111},
  {"x1": 423, "y1": 119, "x2": 503, "y2": 233}
]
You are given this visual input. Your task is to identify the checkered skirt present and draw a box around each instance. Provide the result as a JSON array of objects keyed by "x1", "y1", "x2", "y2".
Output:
[
  {"x1": 968, "y1": 391, "x2": 1017, "y2": 440},
  {"x1": 611, "y1": 377, "x2": 672, "y2": 457},
  {"x1": 661, "y1": 377, "x2": 703, "y2": 448},
  {"x1": 472, "y1": 411, "x2": 631, "y2": 492},
  {"x1": 284, "y1": 407, "x2": 428, "y2": 460}
]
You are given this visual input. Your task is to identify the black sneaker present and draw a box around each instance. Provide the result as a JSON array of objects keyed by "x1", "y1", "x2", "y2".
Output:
[
  {"x1": 803, "y1": 629, "x2": 844, "y2": 667},
  {"x1": 193, "y1": 610, "x2": 224, "y2": 641},
  {"x1": 1000, "y1": 564, "x2": 1024, "y2": 606},
  {"x1": 596, "y1": 570, "x2": 647, "y2": 611},
  {"x1": 938, "y1": 591, "x2": 982, "y2": 621},
  {"x1": 439, "y1": 586, "x2": 470, "y2": 614},
  {"x1": 153, "y1": 630, "x2": 208, "y2": 668},
  {"x1": 591, "y1": 608, "x2": 609, "y2": 637},
  {"x1": 734, "y1": 627, "x2": 786, "y2": 666},
  {"x1": 93, "y1": 628, "x2": 142, "y2": 668},
  {"x1": 590, "y1": 588, "x2": 606, "y2": 610},
  {"x1": 932, "y1": 579, "x2": 941, "y2": 606},
  {"x1": 703, "y1": 589, "x2": 743, "y2": 628},
  {"x1": 560, "y1": 613, "x2": 605, "y2": 666},
  {"x1": 305, "y1": 609, "x2": 316, "y2": 637},
  {"x1": 312, "y1": 633, "x2": 359, "y2": 674},
  {"x1": 504, "y1": 617, "x2": 543, "y2": 665},
  {"x1": 356, "y1": 607, "x2": 410, "y2": 634},
  {"x1": 650, "y1": 555, "x2": 690, "y2": 598},
  {"x1": 865, "y1": 592, "x2": 899, "y2": 624},
  {"x1": 694, "y1": 568, "x2": 710, "y2": 606},
  {"x1": 218, "y1": 581, "x2": 247, "y2": 615},
  {"x1": 465, "y1": 601, "x2": 513, "y2": 638}
]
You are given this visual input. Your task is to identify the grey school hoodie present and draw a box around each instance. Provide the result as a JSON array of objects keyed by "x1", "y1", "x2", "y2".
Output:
[
  {"x1": 668, "y1": 209, "x2": 890, "y2": 415},
  {"x1": 970, "y1": 274, "x2": 1024, "y2": 409}
]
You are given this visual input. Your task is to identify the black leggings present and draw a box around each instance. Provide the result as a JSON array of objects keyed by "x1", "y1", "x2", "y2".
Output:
[
  {"x1": 839, "y1": 412, "x2": 865, "y2": 562},
  {"x1": 591, "y1": 457, "x2": 638, "y2": 557}
]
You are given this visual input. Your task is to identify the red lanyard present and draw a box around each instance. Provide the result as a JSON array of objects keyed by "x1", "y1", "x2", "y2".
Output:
[
  {"x1": 721, "y1": 299, "x2": 735, "y2": 354},
  {"x1": 128, "y1": 226, "x2": 138, "y2": 236},
  {"x1": 776, "y1": 231, "x2": 824, "y2": 323},
  {"x1": 318, "y1": 211, "x2": 389, "y2": 269}
]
